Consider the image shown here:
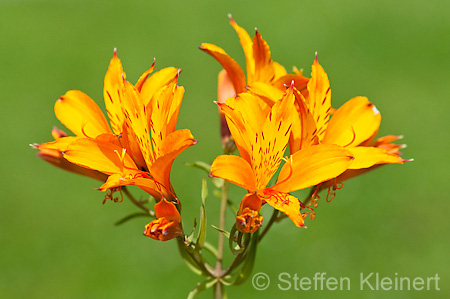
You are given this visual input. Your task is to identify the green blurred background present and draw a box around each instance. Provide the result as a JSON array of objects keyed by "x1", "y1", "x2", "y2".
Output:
[{"x1": 1, "y1": 0, "x2": 448, "y2": 298}]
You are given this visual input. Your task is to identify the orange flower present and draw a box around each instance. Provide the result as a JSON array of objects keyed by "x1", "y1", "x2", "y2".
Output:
[
  {"x1": 210, "y1": 87, "x2": 353, "y2": 231},
  {"x1": 289, "y1": 55, "x2": 409, "y2": 178},
  {"x1": 201, "y1": 15, "x2": 309, "y2": 97},
  {"x1": 143, "y1": 199, "x2": 183, "y2": 241},
  {"x1": 34, "y1": 50, "x2": 196, "y2": 200}
]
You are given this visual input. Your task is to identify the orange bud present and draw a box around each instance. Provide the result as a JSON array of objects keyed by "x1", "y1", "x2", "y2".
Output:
[
  {"x1": 235, "y1": 193, "x2": 263, "y2": 233},
  {"x1": 143, "y1": 218, "x2": 183, "y2": 241}
]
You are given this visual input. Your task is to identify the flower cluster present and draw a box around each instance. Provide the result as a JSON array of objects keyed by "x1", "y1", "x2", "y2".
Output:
[
  {"x1": 204, "y1": 16, "x2": 409, "y2": 232},
  {"x1": 33, "y1": 49, "x2": 196, "y2": 241},
  {"x1": 33, "y1": 16, "x2": 410, "y2": 296}
]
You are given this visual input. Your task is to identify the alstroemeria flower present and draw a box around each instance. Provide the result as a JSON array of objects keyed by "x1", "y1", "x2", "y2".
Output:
[
  {"x1": 34, "y1": 50, "x2": 196, "y2": 201},
  {"x1": 201, "y1": 16, "x2": 309, "y2": 148},
  {"x1": 289, "y1": 56, "x2": 409, "y2": 177},
  {"x1": 210, "y1": 87, "x2": 353, "y2": 232},
  {"x1": 144, "y1": 199, "x2": 183, "y2": 241},
  {"x1": 201, "y1": 15, "x2": 309, "y2": 97}
]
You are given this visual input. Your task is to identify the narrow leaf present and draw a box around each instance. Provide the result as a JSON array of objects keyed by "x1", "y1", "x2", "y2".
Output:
[
  {"x1": 232, "y1": 231, "x2": 259, "y2": 285},
  {"x1": 196, "y1": 178, "x2": 208, "y2": 249},
  {"x1": 187, "y1": 278, "x2": 217, "y2": 299}
]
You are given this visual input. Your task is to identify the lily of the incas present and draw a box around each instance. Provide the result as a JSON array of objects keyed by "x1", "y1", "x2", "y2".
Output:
[
  {"x1": 34, "y1": 50, "x2": 196, "y2": 202},
  {"x1": 210, "y1": 86, "x2": 354, "y2": 232},
  {"x1": 201, "y1": 16, "x2": 310, "y2": 150},
  {"x1": 144, "y1": 199, "x2": 183, "y2": 241},
  {"x1": 289, "y1": 55, "x2": 409, "y2": 181}
]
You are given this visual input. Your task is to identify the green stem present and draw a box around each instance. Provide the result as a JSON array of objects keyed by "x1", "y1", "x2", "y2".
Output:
[
  {"x1": 258, "y1": 209, "x2": 279, "y2": 242},
  {"x1": 122, "y1": 186, "x2": 155, "y2": 217},
  {"x1": 214, "y1": 180, "x2": 229, "y2": 298}
]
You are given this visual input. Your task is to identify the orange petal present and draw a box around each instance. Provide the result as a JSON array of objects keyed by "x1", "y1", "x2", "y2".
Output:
[
  {"x1": 37, "y1": 148, "x2": 108, "y2": 181},
  {"x1": 99, "y1": 174, "x2": 165, "y2": 200},
  {"x1": 323, "y1": 96, "x2": 381, "y2": 147},
  {"x1": 140, "y1": 66, "x2": 180, "y2": 107},
  {"x1": 63, "y1": 138, "x2": 138, "y2": 175},
  {"x1": 103, "y1": 50, "x2": 126, "y2": 135},
  {"x1": 229, "y1": 15, "x2": 254, "y2": 83},
  {"x1": 273, "y1": 144, "x2": 353, "y2": 193},
  {"x1": 306, "y1": 55, "x2": 331, "y2": 142},
  {"x1": 210, "y1": 155, "x2": 256, "y2": 191},
  {"x1": 55, "y1": 90, "x2": 111, "y2": 138},
  {"x1": 218, "y1": 69, "x2": 236, "y2": 104},
  {"x1": 149, "y1": 129, "x2": 197, "y2": 193},
  {"x1": 36, "y1": 136, "x2": 79, "y2": 151},
  {"x1": 272, "y1": 74, "x2": 309, "y2": 97},
  {"x1": 348, "y1": 146, "x2": 405, "y2": 169},
  {"x1": 199, "y1": 43, "x2": 246, "y2": 94},
  {"x1": 263, "y1": 191, "x2": 305, "y2": 227},
  {"x1": 154, "y1": 199, "x2": 181, "y2": 223}
]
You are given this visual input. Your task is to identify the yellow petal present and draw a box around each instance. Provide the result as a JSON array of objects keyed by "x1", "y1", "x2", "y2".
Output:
[
  {"x1": 229, "y1": 15, "x2": 255, "y2": 83},
  {"x1": 103, "y1": 50, "x2": 126, "y2": 135},
  {"x1": 252, "y1": 87, "x2": 296, "y2": 189},
  {"x1": 140, "y1": 66, "x2": 180, "y2": 107},
  {"x1": 289, "y1": 88, "x2": 319, "y2": 154},
  {"x1": 251, "y1": 29, "x2": 275, "y2": 84},
  {"x1": 323, "y1": 96, "x2": 381, "y2": 147},
  {"x1": 247, "y1": 81, "x2": 284, "y2": 107},
  {"x1": 199, "y1": 43, "x2": 246, "y2": 94},
  {"x1": 263, "y1": 191, "x2": 305, "y2": 227},
  {"x1": 148, "y1": 80, "x2": 184, "y2": 159},
  {"x1": 210, "y1": 155, "x2": 256, "y2": 191},
  {"x1": 121, "y1": 81, "x2": 154, "y2": 169},
  {"x1": 273, "y1": 144, "x2": 353, "y2": 193},
  {"x1": 36, "y1": 136, "x2": 79, "y2": 151},
  {"x1": 55, "y1": 90, "x2": 111, "y2": 138},
  {"x1": 306, "y1": 55, "x2": 331, "y2": 142},
  {"x1": 63, "y1": 138, "x2": 138, "y2": 175},
  {"x1": 134, "y1": 60, "x2": 156, "y2": 92},
  {"x1": 348, "y1": 146, "x2": 405, "y2": 169},
  {"x1": 36, "y1": 148, "x2": 108, "y2": 181}
]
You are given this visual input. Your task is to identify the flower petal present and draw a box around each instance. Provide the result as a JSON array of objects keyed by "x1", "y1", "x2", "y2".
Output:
[
  {"x1": 149, "y1": 129, "x2": 197, "y2": 193},
  {"x1": 348, "y1": 146, "x2": 405, "y2": 169},
  {"x1": 55, "y1": 90, "x2": 111, "y2": 137},
  {"x1": 306, "y1": 55, "x2": 331, "y2": 142},
  {"x1": 199, "y1": 43, "x2": 246, "y2": 94},
  {"x1": 323, "y1": 96, "x2": 381, "y2": 147},
  {"x1": 273, "y1": 144, "x2": 353, "y2": 193},
  {"x1": 103, "y1": 50, "x2": 126, "y2": 135},
  {"x1": 251, "y1": 29, "x2": 275, "y2": 83},
  {"x1": 134, "y1": 60, "x2": 156, "y2": 92},
  {"x1": 140, "y1": 66, "x2": 180, "y2": 107},
  {"x1": 263, "y1": 191, "x2": 304, "y2": 227},
  {"x1": 229, "y1": 15, "x2": 254, "y2": 83},
  {"x1": 63, "y1": 138, "x2": 138, "y2": 175},
  {"x1": 210, "y1": 155, "x2": 256, "y2": 191}
]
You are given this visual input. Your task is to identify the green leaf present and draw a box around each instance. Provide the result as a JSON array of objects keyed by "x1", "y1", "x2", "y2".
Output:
[
  {"x1": 196, "y1": 178, "x2": 208, "y2": 250},
  {"x1": 187, "y1": 278, "x2": 217, "y2": 299},
  {"x1": 232, "y1": 231, "x2": 259, "y2": 285},
  {"x1": 211, "y1": 225, "x2": 230, "y2": 239},
  {"x1": 185, "y1": 161, "x2": 211, "y2": 174},
  {"x1": 114, "y1": 212, "x2": 151, "y2": 226},
  {"x1": 177, "y1": 240, "x2": 204, "y2": 276}
]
